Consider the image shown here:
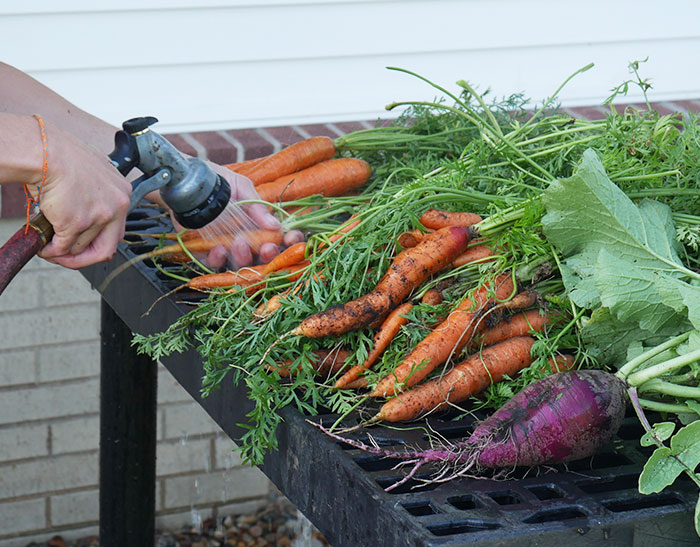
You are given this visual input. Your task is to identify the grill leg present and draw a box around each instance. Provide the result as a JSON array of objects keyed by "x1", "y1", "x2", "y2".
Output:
[{"x1": 99, "y1": 299, "x2": 157, "y2": 546}]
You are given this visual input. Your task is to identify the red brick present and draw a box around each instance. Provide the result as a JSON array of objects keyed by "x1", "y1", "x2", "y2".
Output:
[
  {"x1": 296, "y1": 124, "x2": 340, "y2": 138},
  {"x1": 188, "y1": 131, "x2": 237, "y2": 165},
  {"x1": 261, "y1": 126, "x2": 306, "y2": 147},
  {"x1": 668, "y1": 100, "x2": 700, "y2": 114},
  {"x1": 330, "y1": 121, "x2": 368, "y2": 136},
  {"x1": 164, "y1": 133, "x2": 198, "y2": 157},
  {"x1": 224, "y1": 129, "x2": 274, "y2": 160},
  {"x1": 1, "y1": 184, "x2": 27, "y2": 218},
  {"x1": 563, "y1": 106, "x2": 607, "y2": 120}
]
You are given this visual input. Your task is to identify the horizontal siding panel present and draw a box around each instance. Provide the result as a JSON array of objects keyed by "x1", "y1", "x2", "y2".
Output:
[
  {"x1": 1, "y1": 0, "x2": 698, "y2": 132},
  {"x1": 25, "y1": 39, "x2": 700, "y2": 133},
  {"x1": 3, "y1": 1, "x2": 700, "y2": 71}
]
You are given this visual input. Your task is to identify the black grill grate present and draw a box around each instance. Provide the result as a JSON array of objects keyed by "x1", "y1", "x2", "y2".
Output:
[{"x1": 83, "y1": 207, "x2": 700, "y2": 547}]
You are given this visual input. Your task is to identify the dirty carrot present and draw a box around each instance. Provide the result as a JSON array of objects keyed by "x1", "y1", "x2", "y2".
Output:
[
  {"x1": 271, "y1": 348, "x2": 351, "y2": 378},
  {"x1": 451, "y1": 244, "x2": 495, "y2": 267},
  {"x1": 255, "y1": 158, "x2": 371, "y2": 203},
  {"x1": 334, "y1": 301, "x2": 414, "y2": 389},
  {"x1": 375, "y1": 336, "x2": 536, "y2": 423},
  {"x1": 473, "y1": 309, "x2": 549, "y2": 348},
  {"x1": 242, "y1": 136, "x2": 336, "y2": 186},
  {"x1": 419, "y1": 209, "x2": 483, "y2": 229},
  {"x1": 290, "y1": 225, "x2": 472, "y2": 338},
  {"x1": 369, "y1": 273, "x2": 515, "y2": 398}
]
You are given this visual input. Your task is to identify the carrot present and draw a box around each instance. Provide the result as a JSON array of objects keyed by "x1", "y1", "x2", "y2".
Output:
[
  {"x1": 224, "y1": 155, "x2": 268, "y2": 173},
  {"x1": 375, "y1": 336, "x2": 536, "y2": 423},
  {"x1": 242, "y1": 136, "x2": 336, "y2": 186},
  {"x1": 255, "y1": 158, "x2": 371, "y2": 203},
  {"x1": 155, "y1": 230, "x2": 285, "y2": 262},
  {"x1": 451, "y1": 244, "x2": 495, "y2": 267},
  {"x1": 369, "y1": 273, "x2": 515, "y2": 398},
  {"x1": 187, "y1": 264, "x2": 268, "y2": 291},
  {"x1": 419, "y1": 209, "x2": 483, "y2": 230},
  {"x1": 473, "y1": 309, "x2": 549, "y2": 348},
  {"x1": 260, "y1": 241, "x2": 307, "y2": 276},
  {"x1": 334, "y1": 301, "x2": 414, "y2": 389},
  {"x1": 397, "y1": 228, "x2": 430, "y2": 249},
  {"x1": 420, "y1": 288, "x2": 443, "y2": 306},
  {"x1": 271, "y1": 348, "x2": 351, "y2": 378},
  {"x1": 546, "y1": 354, "x2": 577, "y2": 374},
  {"x1": 290, "y1": 225, "x2": 473, "y2": 338}
]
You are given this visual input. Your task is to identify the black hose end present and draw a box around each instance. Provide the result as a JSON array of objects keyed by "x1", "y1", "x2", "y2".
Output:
[{"x1": 173, "y1": 175, "x2": 232, "y2": 229}]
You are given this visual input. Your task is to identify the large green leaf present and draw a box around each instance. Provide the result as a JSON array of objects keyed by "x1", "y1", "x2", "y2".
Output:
[
  {"x1": 639, "y1": 421, "x2": 700, "y2": 495},
  {"x1": 542, "y1": 149, "x2": 699, "y2": 353}
]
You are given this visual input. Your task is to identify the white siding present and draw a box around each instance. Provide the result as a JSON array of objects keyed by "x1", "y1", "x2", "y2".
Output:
[{"x1": 2, "y1": 0, "x2": 700, "y2": 132}]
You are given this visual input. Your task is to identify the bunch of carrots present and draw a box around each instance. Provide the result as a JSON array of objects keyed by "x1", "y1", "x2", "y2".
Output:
[{"x1": 261, "y1": 207, "x2": 576, "y2": 425}]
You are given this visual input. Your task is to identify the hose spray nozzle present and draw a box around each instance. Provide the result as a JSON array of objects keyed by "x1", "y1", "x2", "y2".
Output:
[{"x1": 110, "y1": 116, "x2": 231, "y2": 229}]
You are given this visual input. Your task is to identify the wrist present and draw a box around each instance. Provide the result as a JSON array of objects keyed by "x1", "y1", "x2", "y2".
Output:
[{"x1": 0, "y1": 113, "x2": 46, "y2": 186}]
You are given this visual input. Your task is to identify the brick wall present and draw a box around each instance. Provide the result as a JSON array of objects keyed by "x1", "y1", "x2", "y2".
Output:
[{"x1": 1, "y1": 105, "x2": 699, "y2": 544}]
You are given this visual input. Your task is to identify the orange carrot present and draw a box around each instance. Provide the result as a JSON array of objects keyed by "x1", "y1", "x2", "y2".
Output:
[
  {"x1": 375, "y1": 336, "x2": 536, "y2": 422},
  {"x1": 271, "y1": 348, "x2": 351, "y2": 378},
  {"x1": 156, "y1": 230, "x2": 285, "y2": 262},
  {"x1": 255, "y1": 158, "x2": 371, "y2": 203},
  {"x1": 473, "y1": 309, "x2": 549, "y2": 348},
  {"x1": 242, "y1": 136, "x2": 336, "y2": 186},
  {"x1": 334, "y1": 301, "x2": 414, "y2": 389},
  {"x1": 187, "y1": 264, "x2": 268, "y2": 291},
  {"x1": 419, "y1": 209, "x2": 483, "y2": 230},
  {"x1": 397, "y1": 228, "x2": 430, "y2": 249},
  {"x1": 369, "y1": 274, "x2": 515, "y2": 398},
  {"x1": 224, "y1": 155, "x2": 268, "y2": 173},
  {"x1": 290, "y1": 225, "x2": 472, "y2": 338},
  {"x1": 260, "y1": 241, "x2": 307, "y2": 276},
  {"x1": 545, "y1": 354, "x2": 577, "y2": 374},
  {"x1": 451, "y1": 244, "x2": 495, "y2": 267},
  {"x1": 421, "y1": 288, "x2": 443, "y2": 306}
]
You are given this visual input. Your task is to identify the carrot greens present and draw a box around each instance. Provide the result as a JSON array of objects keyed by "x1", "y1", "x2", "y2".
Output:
[{"x1": 133, "y1": 59, "x2": 700, "y2": 519}]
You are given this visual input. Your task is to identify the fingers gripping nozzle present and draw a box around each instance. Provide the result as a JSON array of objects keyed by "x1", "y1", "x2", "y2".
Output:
[{"x1": 109, "y1": 116, "x2": 232, "y2": 229}]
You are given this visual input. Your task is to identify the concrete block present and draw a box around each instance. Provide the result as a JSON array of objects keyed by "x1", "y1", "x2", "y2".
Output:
[
  {"x1": 0, "y1": 452, "x2": 98, "y2": 499},
  {"x1": 0, "y1": 378, "x2": 99, "y2": 425},
  {"x1": 0, "y1": 423, "x2": 49, "y2": 461},
  {"x1": 213, "y1": 435, "x2": 245, "y2": 470},
  {"x1": 163, "y1": 467, "x2": 270, "y2": 510},
  {"x1": 37, "y1": 340, "x2": 99, "y2": 382},
  {"x1": 214, "y1": 498, "x2": 269, "y2": 519},
  {"x1": 156, "y1": 437, "x2": 212, "y2": 476},
  {"x1": 0, "y1": 269, "x2": 42, "y2": 311},
  {"x1": 155, "y1": 507, "x2": 215, "y2": 533},
  {"x1": 0, "y1": 304, "x2": 100, "y2": 351},
  {"x1": 39, "y1": 268, "x2": 99, "y2": 307},
  {"x1": 0, "y1": 497, "x2": 46, "y2": 535},
  {"x1": 50, "y1": 488, "x2": 99, "y2": 527},
  {"x1": 51, "y1": 415, "x2": 99, "y2": 455},
  {"x1": 158, "y1": 367, "x2": 196, "y2": 404},
  {"x1": 0, "y1": 347, "x2": 37, "y2": 386},
  {"x1": 162, "y1": 401, "x2": 222, "y2": 440}
]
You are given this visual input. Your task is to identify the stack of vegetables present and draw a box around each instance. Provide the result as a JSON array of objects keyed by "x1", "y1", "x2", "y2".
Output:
[{"x1": 134, "y1": 62, "x2": 700, "y2": 533}]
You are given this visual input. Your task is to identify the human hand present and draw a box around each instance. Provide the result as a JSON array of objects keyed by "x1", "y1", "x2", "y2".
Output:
[
  {"x1": 31, "y1": 122, "x2": 131, "y2": 269},
  {"x1": 171, "y1": 163, "x2": 305, "y2": 270}
]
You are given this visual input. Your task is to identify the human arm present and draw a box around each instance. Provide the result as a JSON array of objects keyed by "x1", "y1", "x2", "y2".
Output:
[{"x1": 0, "y1": 112, "x2": 131, "y2": 268}]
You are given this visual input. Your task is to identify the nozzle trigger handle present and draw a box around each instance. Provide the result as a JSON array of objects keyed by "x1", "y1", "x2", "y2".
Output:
[{"x1": 108, "y1": 130, "x2": 139, "y2": 176}]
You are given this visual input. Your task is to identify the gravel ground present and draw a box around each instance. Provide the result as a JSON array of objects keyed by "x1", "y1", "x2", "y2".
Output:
[{"x1": 25, "y1": 495, "x2": 330, "y2": 547}]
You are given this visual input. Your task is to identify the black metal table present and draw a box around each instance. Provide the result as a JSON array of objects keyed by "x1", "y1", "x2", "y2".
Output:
[{"x1": 83, "y1": 209, "x2": 700, "y2": 547}]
